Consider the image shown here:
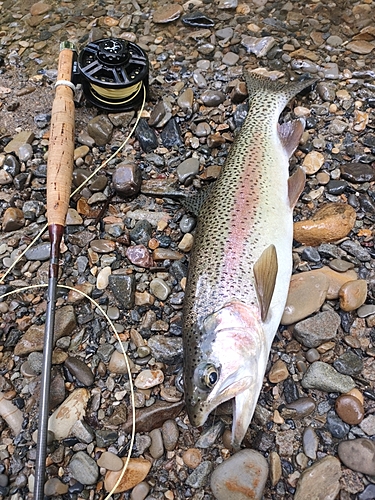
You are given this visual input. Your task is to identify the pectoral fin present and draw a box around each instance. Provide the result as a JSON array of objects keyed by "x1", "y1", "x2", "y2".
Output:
[
  {"x1": 253, "y1": 244, "x2": 278, "y2": 322},
  {"x1": 278, "y1": 119, "x2": 305, "y2": 158},
  {"x1": 288, "y1": 166, "x2": 306, "y2": 208}
]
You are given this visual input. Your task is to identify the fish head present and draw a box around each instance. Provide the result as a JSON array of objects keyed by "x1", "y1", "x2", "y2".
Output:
[{"x1": 184, "y1": 300, "x2": 268, "y2": 448}]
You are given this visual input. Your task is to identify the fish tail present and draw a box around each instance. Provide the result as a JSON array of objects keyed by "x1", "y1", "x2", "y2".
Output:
[{"x1": 243, "y1": 70, "x2": 318, "y2": 108}]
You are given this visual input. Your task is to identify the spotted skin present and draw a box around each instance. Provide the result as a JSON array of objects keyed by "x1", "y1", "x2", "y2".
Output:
[{"x1": 183, "y1": 71, "x2": 317, "y2": 443}]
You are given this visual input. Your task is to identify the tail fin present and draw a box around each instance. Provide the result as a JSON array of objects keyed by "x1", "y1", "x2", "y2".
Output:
[{"x1": 243, "y1": 70, "x2": 318, "y2": 109}]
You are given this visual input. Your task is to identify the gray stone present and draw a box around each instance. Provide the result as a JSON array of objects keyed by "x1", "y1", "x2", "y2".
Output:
[
  {"x1": 65, "y1": 356, "x2": 94, "y2": 386},
  {"x1": 71, "y1": 419, "x2": 95, "y2": 444},
  {"x1": 69, "y1": 451, "x2": 99, "y2": 485},
  {"x1": 338, "y1": 438, "x2": 375, "y2": 475},
  {"x1": 301, "y1": 361, "x2": 355, "y2": 393},
  {"x1": 108, "y1": 274, "x2": 136, "y2": 309},
  {"x1": 148, "y1": 336, "x2": 183, "y2": 364},
  {"x1": 186, "y1": 460, "x2": 213, "y2": 488},
  {"x1": 177, "y1": 158, "x2": 200, "y2": 183},
  {"x1": 293, "y1": 310, "x2": 340, "y2": 348},
  {"x1": 25, "y1": 242, "x2": 50, "y2": 261}
]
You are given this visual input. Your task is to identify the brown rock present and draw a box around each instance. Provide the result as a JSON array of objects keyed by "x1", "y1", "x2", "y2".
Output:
[
  {"x1": 153, "y1": 4, "x2": 183, "y2": 23},
  {"x1": 104, "y1": 458, "x2": 151, "y2": 493},
  {"x1": 30, "y1": 2, "x2": 51, "y2": 15},
  {"x1": 302, "y1": 151, "x2": 325, "y2": 175},
  {"x1": 346, "y1": 40, "x2": 375, "y2": 54},
  {"x1": 339, "y1": 280, "x2": 367, "y2": 311},
  {"x1": 182, "y1": 448, "x2": 202, "y2": 469},
  {"x1": 122, "y1": 400, "x2": 184, "y2": 433},
  {"x1": 319, "y1": 266, "x2": 357, "y2": 299},
  {"x1": 268, "y1": 359, "x2": 289, "y2": 383},
  {"x1": 294, "y1": 456, "x2": 341, "y2": 500},
  {"x1": 335, "y1": 394, "x2": 364, "y2": 425},
  {"x1": 15, "y1": 305, "x2": 76, "y2": 356},
  {"x1": 112, "y1": 162, "x2": 142, "y2": 197},
  {"x1": 281, "y1": 271, "x2": 329, "y2": 325},
  {"x1": 2, "y1": 207, "x2": 25, "y2": 231},
  {"x1": 293, "y1": 203, "x2": 356, "y2": 246}
]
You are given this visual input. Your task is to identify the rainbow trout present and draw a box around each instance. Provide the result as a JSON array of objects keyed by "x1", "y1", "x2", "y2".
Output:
[{"x1": 183, "y1": 71, "x2": 317, "y2": 449}]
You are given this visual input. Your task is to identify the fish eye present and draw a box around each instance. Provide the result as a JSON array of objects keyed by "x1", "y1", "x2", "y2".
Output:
[{"x1": 199, "y1": 363, "x2": 220, "y2": 390}]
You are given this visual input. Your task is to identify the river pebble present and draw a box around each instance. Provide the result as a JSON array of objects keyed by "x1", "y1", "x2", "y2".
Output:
[
  {"x1": 333, "y1": 351, "x2": 363, "y2": 376},
  {"x1": 64, "y1": 356, "x2": 94, "y2": 386},
  {"x1": 293, "y1": 310, "x2": 340, "y2": 348},
  {"x1": 281, "y1": 271, "x2": 329, "y2": 325},
  {"x1": 294, "y1": 456, "x2": 341, "y2": 500},
  {"x1": 360, "y1": 415, "x2": 375, "y2": 436},
  {"x1": 210, "y1": 449, "x2": 268, "y2": 500},
  {"x1": 134, "y1": 369, "x2": 164, "y2": 389},
  {"x1": 338, "y1": 439, "x2": 375, "y2": 475},
  {"x1": 335, "y1": 394, "x2": 364, "y2": 425},
  {"x1": 97, "y1": 451, "x2": 123, "y2": 471},
  {"x1": 112, "y1": 163, "x2": 142, "y2": 197},
  {"x1": 48, "y1": 388, "x2": 90, "y2": 440},
  {"x1": 162, "y1": 419, "x2": 179, "y2": 451},
  {"x1": 339, "y1": 279, "x2": 368, "y2": 311},
  {"x1": 302, "y1": 426, "x2": 319, "y2": 460},
  {"x1": 69, "y1": 451, "x2": 99, "y2": 486},
  {"x1": 186, "y1": 461, "x2": 213, "y2": 489},
  {"x1": 268, "y1": 359, "x2": 289, "y2": 383},
  {"x1": 150, "y1": 277, "x2": 171, "y2": 300},
  {"x1": 301, "y1": 361, "x2": 355, "y2": 393},
  {"x1": 2, "y1": 207, "x2": 24, "y2": 231},
  {"x1": 177, "y1": 158, "x2": 200, "y2": 183},
  {"x1": 44, "y1": 477, "x2": 69, "y2": 496},
  {"x1": 87, "y1": 115, "x2": 113, "y2": 146},
  {"x1": 104, "y1": 458, "x2": 151, "y2": 493},
  {"x1": 293, "y1": 203, "x2": 357, "y2": 246}
]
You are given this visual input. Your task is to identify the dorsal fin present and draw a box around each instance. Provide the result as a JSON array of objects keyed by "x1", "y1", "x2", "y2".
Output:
[
  {"x1": 278, "y1": 119, "x2": 305, "y2": 158},
  {"x1": 253, "y1": 244, "x2": 278, "y2": 322},
  {"x1": 288, "y1": 166, "x2": 306, "y2": 208}
]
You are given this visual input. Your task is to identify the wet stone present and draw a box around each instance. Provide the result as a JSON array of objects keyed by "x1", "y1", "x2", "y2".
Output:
[
  {"x1": 338, "y1": 438, "x2": 375, "y2": 475},
  {"x1": 360, "y1": 415, "x2": 375, "y2": 436},
  {"x1": 3, "y1": 154, "x2": 20, "y2": 176},
  {"x1": 134, "y1": 369, "x2": 164, "y2": 389},
  {"x1": 126, "y1": 245, "x2": 153, "y2": 268},
  {"x1": 327, "y1": 410, "x2": 350, "y2": 439},
  {"x1": 341, "y1": 163, "x2": 375, "y2": 183},
  {"x1": 183, "y1": 448, "x2": 202, "y2": 469},
  {"x1": 2, "y1": 207, "x2": 24, "y2": 231},
  {"x1": 281, "y1": 271, "x2": 329, "y2": 325},
  {"x1": 301, "y1": 246, "x2": 320, "y2": 263},
  {"x1": 268, "y1": 359, "x2": 289, "y2": 383},
  {"x1": 150, "y1": 277, "x2": 171, "y2": 301},
  {"x1": 87, "y1": 115, "x2": 113, "y2": 146},
  {"x1": 130, "y1": 481, "x2": 150, "y2": 500},
  {"x1": 108, "y1": 274, "x2": 135, "y2": 309},
  {"x1": 201, "y1": 90, "x2": 226, "y2": 107},
  {"x1": 196, "y1": 422, "x2": 225, "y2": 448},
  {"x1": 25, "y1": 242, "x2": 50, "y2": 261},
  {"x1": 302, "y1": 425, "x2": 319, "y2": 460},
  {"x1": 241, "y1": 36, "x2": 277, "y2": 57},
  {"x1": 293, "y1": 310, "x2": 340, "y2": 348},
  {"x1": 149, "y1": 428, "x2": 164, "y2": 459},
  {"x1": 294, "y1": 456, "x2": 341, "y2": 500},
  {"x1": 359, "y1": 484, "x2": 375, "y2": 500},
  {"x1": 339, "y1": 280, "x2": 367, "y2": 312},
  {"x1": 135, "y1": 119, "x2": 158, "y2": 153},
  {"x1": 147, "y1": 336, "x2": 183, "y2": 364},
  {"x1": 69, "y1": 451, "x2": 99, "y2": 485},
  {"x1": 294, "y1": 203, "x2": 357, "y2": 246},
  {"x1": 181, "y1": 11, "x2": 215, "y2": 28},
  {"x1": 97, "y1": 451, "x2": 123, "y2": 471},
  {"x1": 64, "y1": 356, "x2": 94, "y2": 386},
  {"x1": 186, "y1": 461, "x2": 213, "y2": 489},
  {"x1": 333, "y1": 351, "x2": 363, "y2": 376},
  {"x1": 112, "y1": 162, "x2": 142, "y2": 197},
  {"x1": 335, "y1": 394, "x2": 364, "y2": 425},
  {"x1": 358, "y1": 304, "x2": 375, "y2": 318},
  {"x1": 153, "y1": 4, "x2": 183, "y2": 23},
  {"x1": 329, "y1": 259, "x2": 355, "y2": 273},
  {"x1": 162, "y1": 419, "x2": 179, "y2": 451},
  {"x1": 177, "y1": 157, "x2": 200, "y2": 183},
  {"x1": 302, "y1": 151, "x2": 325, "y2": 175},
  {"x1": 130, "y1": 220, "x2": 153, "y2": 246},
  {"x1": 301, "y1": 361, "x2": 355, "y2": 393},
  {"x1": 283, "y1": 397, "x2": 316, "y2": 419},
  {"x1": 340, "y1": 240, "x2": 371, "y2": 262},
  {"x1": 71, "y1": 419, "x2": 95, "y2": 444},
  {"x1": 104, "y1": 458, "x2": 151, "y2": 494},
  {"x1": 327, "y1": 180, "x2": 347, "y2": 195},
  {"x1": 178, "y1": 88, "x2": 194, "y2": 110},
  {"x1": 44, "y1": 477, "x2": 69, "y2": 496},
  {"x1": 210, "y1": 449, "x2": 268, "y2": 500},
  {"x1": 123, "y1": 400, "x2": 184, "y2": 434},
  {"x1": 90, "y1": 240, "x2": 116, "y2": 254},
  {"x1": 160, "y1": 118, "x2": 183, "y2": 148},
  {"x1": 179, "y1": 214, "x2": 196, "y2": 233}
]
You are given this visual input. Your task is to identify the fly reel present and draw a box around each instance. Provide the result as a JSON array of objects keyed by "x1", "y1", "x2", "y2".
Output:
[{"x1": 76, "y1": 38, "x2": 149, "y2": 111}]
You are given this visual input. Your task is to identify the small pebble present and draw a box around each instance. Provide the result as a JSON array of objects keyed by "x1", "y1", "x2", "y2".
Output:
[
  {"x1": 134, "y1": 369, "x2": 164, "y2": 389},
  {"x1": 294, "y1": 456, "x2": 341, "y2": 500},
  {"x1": 182, "y1": 448, "x2": 202, "y2": 469},
  {"x1": 339, "y1": 279, "x2": 367, "y2": 311},
  {"x1": 301, "y1": 361, "x2": 355, "y2": 393},
  {"x1": 335, "y1": 394, "x2": 364, "y2": 425},
  {"x1": 338, "y1": 438, "x2": 375, "y2": 475}
]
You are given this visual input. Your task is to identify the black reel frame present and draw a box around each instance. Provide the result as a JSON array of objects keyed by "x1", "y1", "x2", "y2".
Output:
[{"x1": 74, "y1": 38, "x2": 149, "y2": 112}]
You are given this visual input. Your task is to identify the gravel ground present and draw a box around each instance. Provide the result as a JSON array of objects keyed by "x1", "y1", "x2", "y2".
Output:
[{"x1": 1, "y1": 0, "x2": 375, "y2": 499}]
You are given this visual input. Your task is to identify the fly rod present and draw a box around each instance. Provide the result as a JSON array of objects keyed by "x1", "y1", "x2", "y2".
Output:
[{"x1": 34, "y1": 41, "x2": 76, "y2": 500}]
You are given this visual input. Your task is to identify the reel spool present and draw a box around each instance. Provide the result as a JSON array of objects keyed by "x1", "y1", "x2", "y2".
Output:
[{"x1": 77, "y1": 38, "x2": 149, "y2": 112}]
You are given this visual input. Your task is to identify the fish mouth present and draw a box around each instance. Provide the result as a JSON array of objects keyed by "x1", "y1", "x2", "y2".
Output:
[{"x1": 187, "y1": 375, "x2": 255, "y2": 427}]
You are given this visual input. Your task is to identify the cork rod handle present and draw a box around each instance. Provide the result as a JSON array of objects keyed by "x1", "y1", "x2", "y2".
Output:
[{"x1": 46, "y1": 48, "x2": 75, "y2": 228}]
